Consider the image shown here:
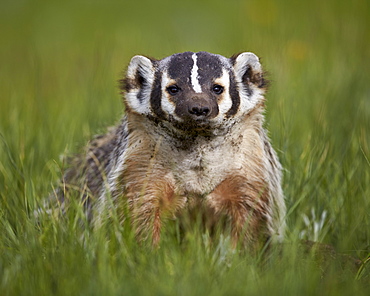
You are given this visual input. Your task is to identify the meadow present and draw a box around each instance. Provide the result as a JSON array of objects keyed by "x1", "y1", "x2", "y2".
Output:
[{"x1": 0, "y1": 0, "x2": 369, "y2": 294}]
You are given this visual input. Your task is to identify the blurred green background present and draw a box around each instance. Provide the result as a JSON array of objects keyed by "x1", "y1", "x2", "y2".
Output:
[{"x1": 1, "y1": 0, "x2": 369, "y2": 295}]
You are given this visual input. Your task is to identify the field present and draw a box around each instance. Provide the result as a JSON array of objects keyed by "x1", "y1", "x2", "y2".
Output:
[{"x1": 0, "y1": 0, "x2": 369, "y2": 295}]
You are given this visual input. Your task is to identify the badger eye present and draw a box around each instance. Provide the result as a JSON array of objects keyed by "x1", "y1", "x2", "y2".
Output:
[
  {"x1": 212, "y1": 84, "x2": 224, "y2": 95},
  {"x1": 167, "y1": 85, "x2": 180, "y2": 95}
]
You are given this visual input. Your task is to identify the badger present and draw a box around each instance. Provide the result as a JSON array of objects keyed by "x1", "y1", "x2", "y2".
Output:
[{"x1": 57, "y1": 51, "x2": 286, "y2": 249}]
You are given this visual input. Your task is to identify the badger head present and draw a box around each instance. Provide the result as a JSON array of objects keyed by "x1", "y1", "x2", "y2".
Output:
[{"x1": 123, "y1": 51, "x2": 267, "y2": 134}]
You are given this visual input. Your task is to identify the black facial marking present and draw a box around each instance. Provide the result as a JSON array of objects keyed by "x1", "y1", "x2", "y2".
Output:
[
  {"x1": 227, "y1": 71, "x2": 241, "y2": 117},
  {"x1": 167, "y1": 52, "x2": 194, "y2": 84},
  {"x1": 150, "y1": 71, "x2": 166, "y2": 119},
  {"x1": 196, "y1": 52, "x2": 223, "y2": 87}
]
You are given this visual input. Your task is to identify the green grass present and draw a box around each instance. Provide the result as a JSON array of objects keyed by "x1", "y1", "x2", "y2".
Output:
[{"x1": 1, "y1": 0, "x2": 369, "y2": 295}]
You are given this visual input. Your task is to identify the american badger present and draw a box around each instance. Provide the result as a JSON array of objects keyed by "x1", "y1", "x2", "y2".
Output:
[{"x1": 59, "y1": 51, "x2": 286, "y2": 248}]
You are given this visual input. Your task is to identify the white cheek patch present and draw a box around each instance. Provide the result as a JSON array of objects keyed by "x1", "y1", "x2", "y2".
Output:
[
  {"x1": 126, "y1": 91, "x2": 151, "y2": 115},
  {"x1": 238, "y1": 85, "x2": 265, "y2": 114},
  {"x1": 191, "y1": 53, "x2": 202, "y2": 93},
  {"x1": 160, "y1": 72, "x2": 180, "y2": 120},
  {"x1": 215, "y1": 69, "x2": 232, "y2": 118}
]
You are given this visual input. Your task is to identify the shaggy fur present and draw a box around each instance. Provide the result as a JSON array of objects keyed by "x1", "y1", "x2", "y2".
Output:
[{"x1": 55, "y1": 51, "x2": 286, "y2": 249}]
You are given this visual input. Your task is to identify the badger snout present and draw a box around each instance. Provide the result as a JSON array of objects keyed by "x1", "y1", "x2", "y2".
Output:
[
  {"x1": 188, "y1": 102, "x2": 211, "y2": 119},
  {"x1": 177, "y1": 96, "x2": 218, "y2": 123}
]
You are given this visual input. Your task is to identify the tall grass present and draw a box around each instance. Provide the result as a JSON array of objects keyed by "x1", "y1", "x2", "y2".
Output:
[{"x1": 1, "y1": 0, "x2": 369, "y2": 294}]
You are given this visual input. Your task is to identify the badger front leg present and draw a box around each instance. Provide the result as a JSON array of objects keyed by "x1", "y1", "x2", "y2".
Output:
[
  {"x1": 206, "y1": 176, "x2": 271, "y2": 250},
  {"x1": 126, "y1": 177, "x2": 185, "y2": 246}
]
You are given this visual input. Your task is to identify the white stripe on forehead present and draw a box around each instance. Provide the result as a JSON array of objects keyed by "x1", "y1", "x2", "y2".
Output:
[{"x1": 191, "y1": 53, "x2": 202, "y2": 93}]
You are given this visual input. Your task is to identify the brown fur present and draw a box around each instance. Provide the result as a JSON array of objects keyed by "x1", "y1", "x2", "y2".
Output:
[
  {"x1": 207, "y1": 175, "x2": 269, "y2": 247},
  {"x1": 104, "y1": 103, "x2": 282, "y2": 248},
  {"x1": 55, "y1": 52, "x2": 286, "y2": 250}
]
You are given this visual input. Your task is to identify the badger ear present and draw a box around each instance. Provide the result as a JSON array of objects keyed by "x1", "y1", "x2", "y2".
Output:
[
  {"x1": 124, "y1": 55, "x2": 155, "y2": 92},
  {"x1": 231, "y1": 52, "x2": 266, "y2": 89},
  {"x1": 123, "y1": 55, "x2": 155, "y2": 114}
]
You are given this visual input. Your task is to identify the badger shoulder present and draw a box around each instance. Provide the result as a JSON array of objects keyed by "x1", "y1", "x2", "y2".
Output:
[{"x1": 56, "y1": 122, "x2": 128, "y2": 212}]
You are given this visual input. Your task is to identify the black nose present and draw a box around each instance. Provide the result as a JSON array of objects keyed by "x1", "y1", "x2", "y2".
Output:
[{"x1": 188, "y1": 106, "x2": 210, "y2": 117}]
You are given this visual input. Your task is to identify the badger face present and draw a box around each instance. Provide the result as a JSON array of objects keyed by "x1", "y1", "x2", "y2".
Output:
[{"x1": 124, "y1": 51, "x2": 267, "y2": 133}]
